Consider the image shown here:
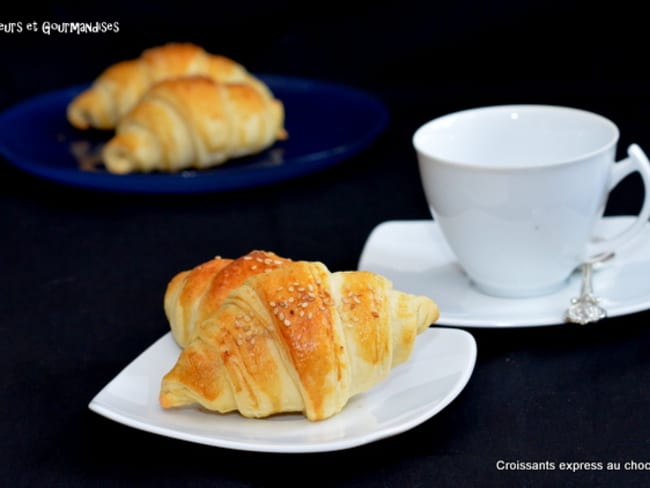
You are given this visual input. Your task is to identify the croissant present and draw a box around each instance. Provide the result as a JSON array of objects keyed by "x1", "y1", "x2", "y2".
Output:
[
  {"x1": 159, "y1": 260, "x2": 439, "y2": 421},
  {"x1": 101, "y1": 76, "x2": 287, "y2": 174},
  {"x1": 164, "y1": 250, "x2": 292, "y2": 348},
  {"x1": 66, "y1": 42, "x2": 271, "y2": 130}
]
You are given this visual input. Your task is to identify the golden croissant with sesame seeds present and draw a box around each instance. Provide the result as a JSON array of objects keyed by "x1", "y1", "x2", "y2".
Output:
[
  {"x1": 67, "y1": 42, "x2": 272, "y2": 131},
  {"x1": 164, "y1": 250, "x2": 292, "y2": 348},
  {"x1": 159, "y1": 260, "x2": 439, "y2": 421}
]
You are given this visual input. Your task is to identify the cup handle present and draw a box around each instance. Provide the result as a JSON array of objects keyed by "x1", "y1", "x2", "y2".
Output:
[{"x1": 587, "y1": 143, "x2": 650, "y2": 256}]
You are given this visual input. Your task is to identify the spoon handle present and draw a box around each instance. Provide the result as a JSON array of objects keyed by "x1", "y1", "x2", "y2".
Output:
[
  {"x1": 580, "y1": 262, "x2": 594, "y2": 297},
  {"x1": 565, "y1": 256, "x2": 610, "y2": 325}
]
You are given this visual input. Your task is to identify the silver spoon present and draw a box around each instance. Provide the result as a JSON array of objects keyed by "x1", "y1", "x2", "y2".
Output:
[{"x1": 565, "y1": 251, "x2": 615, "y2": 325}]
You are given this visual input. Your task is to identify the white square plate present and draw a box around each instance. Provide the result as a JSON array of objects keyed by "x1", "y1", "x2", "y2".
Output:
[{"x1": 89, "y1": 328, "x2": 477, "y2": 453}]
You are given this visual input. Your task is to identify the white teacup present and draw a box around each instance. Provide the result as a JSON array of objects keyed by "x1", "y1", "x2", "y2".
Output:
[{"x1": 413, "y1": 104, "x2": 650, "y2": 298}]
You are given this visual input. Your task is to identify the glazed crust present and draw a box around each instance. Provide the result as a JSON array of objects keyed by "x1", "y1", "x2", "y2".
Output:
[{"x1": 164, "y1": 250, "x2": 292, "y2": 348}]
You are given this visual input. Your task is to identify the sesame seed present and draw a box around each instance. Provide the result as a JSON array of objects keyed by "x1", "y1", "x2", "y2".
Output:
[
  {"x1": 284, "y1": 319, "x2": 291, "y2": 326},
  {"x1": 264, "y1": 258, "x2": 272, "y2": 265},
  {"x1": 269, "y1": 301, "x2": 276, "y2": 307},
  {"x1": 300, "y1": 302, "x2": 309, "y2": 308},
  {"x1": 251, "y1": 265, "x2": 258, "y2": 270},
  {"x1": 288, "y1": 286, "x2": 294, "y2": 292},
  {"x1": 279, "y1": 312, "x2": 285, "y2": 320},
  {"x1": 288, "y1": 297, "x2": 295, "y2": 303}
]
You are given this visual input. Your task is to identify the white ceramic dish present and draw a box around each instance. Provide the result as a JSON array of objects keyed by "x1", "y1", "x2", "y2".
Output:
[
  {"x1": 89, "y1": 328, "x2": 477, "y2": 453},
  {"x1": 358, "y1": 216, "x2": 650, "y2": 327}
]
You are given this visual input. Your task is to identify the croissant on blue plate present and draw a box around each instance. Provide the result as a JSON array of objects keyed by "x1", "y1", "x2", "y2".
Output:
[
  {"x1": 101, "y1": 75, "x2": 287, "y2": 174},
  {"x1": 66, "y1": 42, "x2": 270, "y2": 131}
]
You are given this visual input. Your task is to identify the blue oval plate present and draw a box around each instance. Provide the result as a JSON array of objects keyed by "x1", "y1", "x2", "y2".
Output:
[{"x1": 0, "y1": 75, "x2": 389, "y2": 194}]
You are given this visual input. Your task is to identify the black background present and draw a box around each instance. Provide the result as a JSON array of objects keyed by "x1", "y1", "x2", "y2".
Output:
[{"x1": 2, "y1": 1, "x2": 649, "y2": 486}]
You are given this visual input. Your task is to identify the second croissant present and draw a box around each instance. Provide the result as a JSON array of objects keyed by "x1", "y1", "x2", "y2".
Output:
[{"x1": 102, "y1": 76, "x2": 287, "y2": 174}]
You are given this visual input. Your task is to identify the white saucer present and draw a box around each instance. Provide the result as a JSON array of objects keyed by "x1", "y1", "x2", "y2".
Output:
[{"x1": 358, "y1": 216, "x2": 650, "y2": 327}]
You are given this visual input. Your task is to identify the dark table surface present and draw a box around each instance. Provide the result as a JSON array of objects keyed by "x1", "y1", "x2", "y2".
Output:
[{"x1": 2, "y1": 2, "x2": 649, "y2": 486}]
